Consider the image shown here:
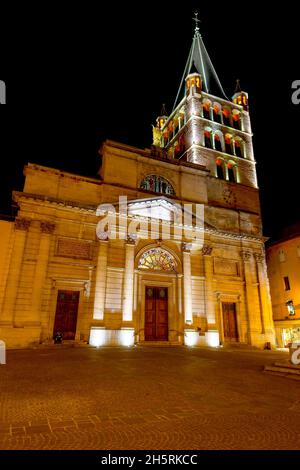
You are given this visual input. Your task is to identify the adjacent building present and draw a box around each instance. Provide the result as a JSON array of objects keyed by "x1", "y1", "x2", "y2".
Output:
[
  {"x1": 266, "y1": 223, "x2": 300, "y2": 347},
  {"x1": 0, "y1": 22, "x2": 275, "y2": 349}
]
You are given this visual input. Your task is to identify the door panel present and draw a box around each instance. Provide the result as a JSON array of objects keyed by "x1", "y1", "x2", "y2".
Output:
[
  {"x1": 222, "y1": 302, "x2": 239, "y2": 342},
  {"x1": 145, "y1": 287, "x2": 168, "y2": 341},
  {"x1": 53, "y1": 290, "x2": 80, "y2": 340},
  {"x1": 145, "y1": 288, "x2": 156, "y2": 341}
]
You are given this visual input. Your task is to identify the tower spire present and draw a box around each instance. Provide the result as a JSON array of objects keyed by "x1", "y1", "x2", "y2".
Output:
[{"x1": 173, "y1": 15, "x2": 228, "y2": 110}]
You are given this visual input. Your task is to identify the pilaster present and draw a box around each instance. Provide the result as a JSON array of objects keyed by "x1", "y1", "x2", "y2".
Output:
[
  {"x1": 182, "y1": 242, "x2": 193, "y2": 325},
  {"x1": 0, "y1": 218, "x2": 30, "y2": 326},
  {"x1": 93, "y1": 239, "x2": 109, "y2": 321},
  {"x1": 202, "y1": 244, "x2": 215, "y2": 327},
  {"x1": 122, "y1": 236, "x2": 136, "y2": 323},
  {"x1": 29, "y1": 222, "x2": 55, "y2": 325}
]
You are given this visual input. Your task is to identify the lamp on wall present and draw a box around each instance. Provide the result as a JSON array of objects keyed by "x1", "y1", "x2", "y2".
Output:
[{"x1": 286, "y1": 300, "x2": 295, "y2": 316}]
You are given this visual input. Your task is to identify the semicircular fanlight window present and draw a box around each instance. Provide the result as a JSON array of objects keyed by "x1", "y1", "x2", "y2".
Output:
[
  {"x1": 140, "y1": 175, "x2": 175, "y2": 196},
  {"x1": 138, "y1": 248, "x2": 176, "y2": 272}
]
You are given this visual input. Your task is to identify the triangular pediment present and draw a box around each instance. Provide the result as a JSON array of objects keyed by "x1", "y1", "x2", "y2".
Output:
[{"x1": 128, "y1": 197, "x2": 181, "y2": 222}]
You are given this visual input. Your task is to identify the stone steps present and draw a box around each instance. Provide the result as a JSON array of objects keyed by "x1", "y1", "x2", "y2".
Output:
[
  {"x1": 37, "y1": 341, "x2": 90, "y2": 349},
  {"x1": 264, "y1": 361, "x2": 300, "y2": 380},
  {"x1": 222, "y1": 342, "x2": 258, "y2": 350},
  {"x1": 137, "y1": 341, "x2": 182, "y2": 348}
]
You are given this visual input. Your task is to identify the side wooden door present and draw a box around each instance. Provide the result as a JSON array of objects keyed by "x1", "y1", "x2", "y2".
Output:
[
  {"x1": 53, "y1": 290, "x2": 80, "y2": 340},
  {"x1": 222, "y1": 302, "x2": 239, "y2": 342}
]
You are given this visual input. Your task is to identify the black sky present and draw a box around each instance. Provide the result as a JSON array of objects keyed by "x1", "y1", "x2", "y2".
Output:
[{"x1": 0, "y1": 2, "x2": 299, "y2": 239}]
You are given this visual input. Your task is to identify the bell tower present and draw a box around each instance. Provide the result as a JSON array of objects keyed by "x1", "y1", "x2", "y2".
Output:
[{"x1": 152, "y1": 12, "x2": 257, "y2": 189}]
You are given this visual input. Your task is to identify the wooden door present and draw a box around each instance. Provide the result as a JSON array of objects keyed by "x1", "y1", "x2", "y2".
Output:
[
  {"x1": 145, "y1": 287, "x2": 168, "y2": 341},
  {"x1": 222, "y1": 302, "x2": 239, "y2": 342},
  {"x1": 53, "y1": 290, "x2": 80, "y2": 340}
]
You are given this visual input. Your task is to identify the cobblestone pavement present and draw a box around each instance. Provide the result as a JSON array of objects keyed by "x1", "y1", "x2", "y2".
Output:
[{"x1": 0, "y1": 346, "x2": 299, "y2": 450}]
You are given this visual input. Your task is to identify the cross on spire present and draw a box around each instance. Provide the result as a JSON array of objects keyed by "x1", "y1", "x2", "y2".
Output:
[{"x1": 193, "y1": 11, "x2": 201, "y2": 34}]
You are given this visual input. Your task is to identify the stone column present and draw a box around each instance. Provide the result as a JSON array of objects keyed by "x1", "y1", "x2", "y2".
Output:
[
  {"x1": 242, "y1": 250, "x2": 261, "y2": 345},
  {"x1": 30, "y1": 222, "x2": 55, "y2": 324},
  {"x1": 122, "y1": 236, "x2": 136, "y2": 323},
  {"x1": 255, "y1": 252, "x2": 275, "y2": 344},
  {"x1": 0, "y1": 218, "x2": 30, "y2": 325},
  {"x1": 202, "y1": 245, "x2": 215, "y2": 327},
  {"x1": 182, "y1": 243, "x2": 193, "y2": 325},
  {"x1": 93, "y1": 239, "x2": 109, "y2": 321}
]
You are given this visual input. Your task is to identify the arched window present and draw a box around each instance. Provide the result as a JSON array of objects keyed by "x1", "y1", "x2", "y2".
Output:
[
  {"x1": 213, "y1": 103, "x2": 222, "y2": 124},
  {"x1": 216, "y1": 159, "x2": 225, "y2": 179},
  {"x1": 214, "y1": 133, "x2": 223, "y2": 152},
  {"x1": 223, "y1": 107, "x2": 231, "y2": 127},
  {"x1": 138, "y1": 248, "x2": 176, "y2": 272},
  {"x1": 140, "y1": 175, "x2": 175, "y2": 196},
  {"x1": 227, "y1": 161, "x2": 236, "y2": 183},
  {"x1": 234, "y1": 138, "x2": 243, "y2": 158},
  {"x1": 225, "y1": 133, "x2": 233, "y2": 154},
  {"x1": 232, "y1": 110, "x2": 241, "y2": 130},
  {"x1": 204, "y1": 129, "x2": 213, "y2": 149},
  {"x1": 202, "y1": 100, "x2": 212, "y2": 120}
]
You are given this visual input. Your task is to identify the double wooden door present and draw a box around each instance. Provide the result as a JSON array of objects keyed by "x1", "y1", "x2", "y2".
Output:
[
  {"x1": 53, "y1": 290, "x2": 80, "y2": 340},
  {"x1": 145, "y1": 287, "x2": 168, "y2": 341},
  {"x1": 222, "y1": 302, "x2": 239, "y2": 342}
]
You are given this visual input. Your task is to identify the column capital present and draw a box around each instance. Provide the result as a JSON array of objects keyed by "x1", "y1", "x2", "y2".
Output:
[
  {"x1": 254, "y1": 252, "x2": 264, "y2": 264},
  {"x1": 182, "y1": 242, "x2": 193, "y2": 253},
  {"x1": 40, "y1": 222, "x2": 55, "y2": 234},
  {"x1": 241, "y1": 250, "x2": 252, "y2": 262},
  {"x1": 202, "y1": 244, "x2": 213, "y2": 256},
  {"x1": 15, "y1": 218, "x2": 31, "y2": 231},
  {"x1": 126, "y1": 234, "x2": 137, "y2": 246},
  {"x1": 97, "y1": 231, "x2": 109, "y2": 241}
]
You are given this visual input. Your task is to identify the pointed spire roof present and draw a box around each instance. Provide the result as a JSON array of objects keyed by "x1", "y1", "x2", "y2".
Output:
[
  {"x1": 173, "y1": 13, "x2": 228, "y2": 110},
  {"x1": 234, "y1": 79, "x2": 242, "y2": 94}
]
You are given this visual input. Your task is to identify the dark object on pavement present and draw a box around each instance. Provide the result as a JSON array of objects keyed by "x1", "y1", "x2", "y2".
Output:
[{"x1": 54, "y1": 331, "x2": 63, "y2": 344}]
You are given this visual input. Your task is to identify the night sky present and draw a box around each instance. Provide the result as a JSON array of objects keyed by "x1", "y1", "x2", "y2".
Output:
[{"x1": 0, "y1": 2, "x2": 299, "y2": 239}]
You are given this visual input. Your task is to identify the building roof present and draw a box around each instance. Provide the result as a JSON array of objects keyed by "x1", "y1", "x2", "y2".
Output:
[
  {"x1": 266, "y1": 222, "x2": 300, "y2": 247},
  {"x1": 173, "y1": 26, "x2": 228, "y2": 110}
]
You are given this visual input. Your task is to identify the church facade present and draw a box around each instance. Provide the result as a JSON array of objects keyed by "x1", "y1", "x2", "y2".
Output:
[{"x1": 0, "y1": 24, "x2": 275, "y2": 349}]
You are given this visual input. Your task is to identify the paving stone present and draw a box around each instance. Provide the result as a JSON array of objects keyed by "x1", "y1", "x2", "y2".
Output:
[
  {"x1": 26, "y1": 425, "x2": 52, "y2": 435},
  {"x1": 0, "y1": 347, "x2": 300, "y2": 449}
]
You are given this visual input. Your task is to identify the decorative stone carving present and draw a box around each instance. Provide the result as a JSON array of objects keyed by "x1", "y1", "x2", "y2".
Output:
[
  {"x1": 182, "y1": 242, "x2": 193, "y2": 253},
  {"x1": 223, "y1": 188, "x2": 237, "y2": 206},
  {"x1": 254, "y1": 253, "x2": 264, "y2": 263},
  {"x1": 202, "y1": 245, "x2": 213, "y2": 256},
  {"x1": 241, "y1": 250, "x2": 252, "y2": 262},
  {"x1": 15, "y1": 218, "x2": 31, "y2": 231},
  {"x1": 56, "y1": 239, "x2": 93, "y2": 260},
  {"x1": 97, "y1": 231, "x2": 109, "y2": 241},
  {"x1": 214, "y1": 258, "x2": 239, "y2": 277},
  {"x1": 126, "y1": 234, "x2": 137, "y2": 245},
  {"x1": 84, "y1": 281, "x2": 91, "y2": 298},
  {"x1": 40, "y1": 222, "x2": 55, "y2": 234}
]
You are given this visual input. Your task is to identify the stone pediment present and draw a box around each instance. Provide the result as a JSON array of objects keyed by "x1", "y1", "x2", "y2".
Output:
[{"x1": 128, "y1": 197, "x2": 182, "y2": 222}]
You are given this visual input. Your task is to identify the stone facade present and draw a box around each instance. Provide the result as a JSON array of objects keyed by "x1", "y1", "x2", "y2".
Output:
[
  {"x1": 0, "y1": 26, "x2": 276, "y2": 349},
  {"x1": 0, "y1": 137, "x2": 275, "y2": 348}
]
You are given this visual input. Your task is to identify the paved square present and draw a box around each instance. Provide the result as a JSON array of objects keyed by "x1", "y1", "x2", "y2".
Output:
[{"x1": 0, "y1": 346, "x2": 299, "y2": 450}]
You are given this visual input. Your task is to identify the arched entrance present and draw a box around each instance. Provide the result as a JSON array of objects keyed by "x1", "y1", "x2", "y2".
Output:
[{"x1": 135, "y1": 245, "x2": 182, "y2": 343}]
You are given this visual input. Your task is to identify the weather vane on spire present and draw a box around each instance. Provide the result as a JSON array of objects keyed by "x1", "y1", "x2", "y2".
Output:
[{"x1": 193, "y1": 11, "x2": 201, "y2": 34}]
